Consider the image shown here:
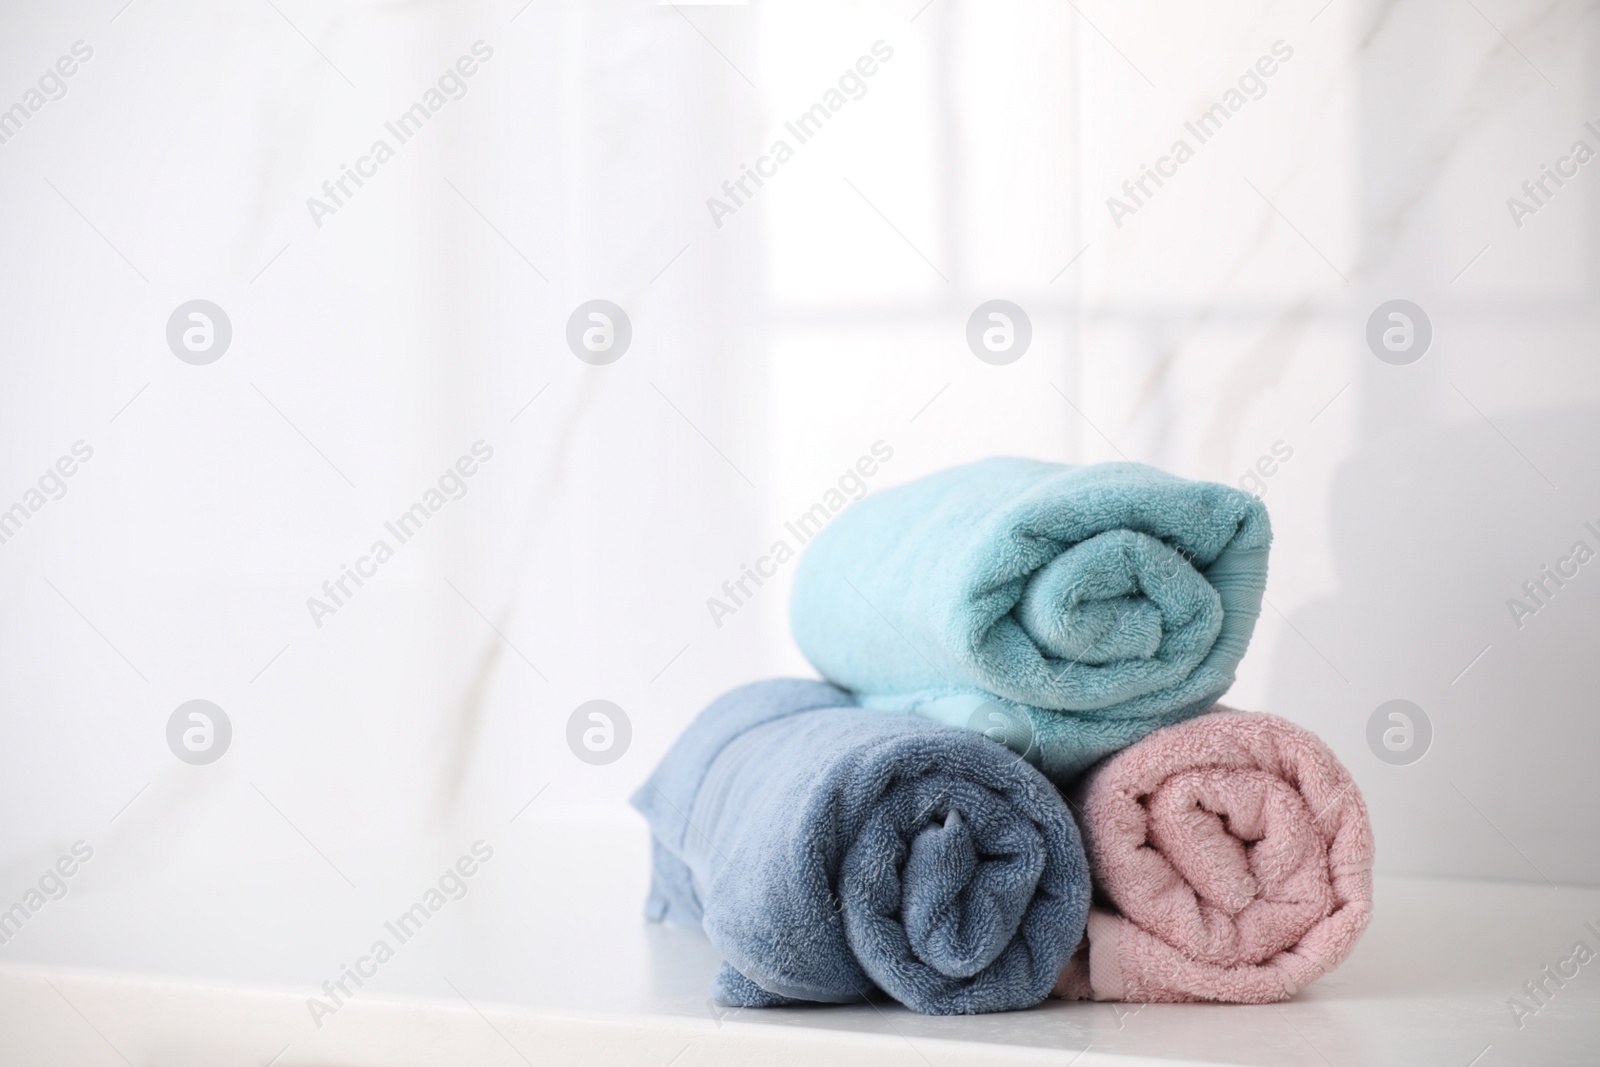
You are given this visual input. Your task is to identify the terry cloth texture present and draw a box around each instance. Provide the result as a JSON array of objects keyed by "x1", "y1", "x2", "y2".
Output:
[
  {"x1": 631, "y1": 678, "x2": 1090, "y2": 1015},
  {"x1": 790, "y1": 457, "x2": 1273, "y2": 783},
  {"x1": 1054, "y1": 708, "x2": 1374, "y2": 1003}
]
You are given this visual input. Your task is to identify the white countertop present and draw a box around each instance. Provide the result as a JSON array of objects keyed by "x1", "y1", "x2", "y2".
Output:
[{"x1": 1, "y1": 819, "x2": 1596, "y2": 1066}]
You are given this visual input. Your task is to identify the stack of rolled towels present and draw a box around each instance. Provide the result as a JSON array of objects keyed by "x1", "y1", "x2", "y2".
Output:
[{"x1": 632, "y1": 457, "x2": 1374, "y2": 1013}]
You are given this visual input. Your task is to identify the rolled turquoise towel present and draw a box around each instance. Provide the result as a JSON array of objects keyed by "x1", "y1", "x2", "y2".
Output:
[{"x1": 789, "y1": 457, "x2": 1272, "y2": 783}]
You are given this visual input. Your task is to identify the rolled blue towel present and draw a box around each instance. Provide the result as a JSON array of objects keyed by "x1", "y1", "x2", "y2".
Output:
[
  {"x1": 630, "y1": 679, "x2": 1088, "y2": 1015},
  {"x1": 790, "y1": 457, "x2": 1272, "y2": 783}
]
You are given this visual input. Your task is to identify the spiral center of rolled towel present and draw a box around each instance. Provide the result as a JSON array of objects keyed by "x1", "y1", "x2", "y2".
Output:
[
  {"x1": 1016, "y1": 530, "x2": 1216, "y2": 666},
  {"x1": 846, "y1": 777, "x2": 1049, "y2": 983},
  {"x1": 1140, "y1": 768, "x2": 1334, "y2": 966},
  {"x1": 899, "y1": 806, "x2": 1047, "y2": 978}
]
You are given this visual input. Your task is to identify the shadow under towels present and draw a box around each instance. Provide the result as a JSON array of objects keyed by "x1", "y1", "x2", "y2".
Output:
[
  {"x1": 790, "y1": 458, "x2": 1272, "y2": 783},
  {"x1": 631, "y1": 679, "x2": 1088, "y2": 1015}
]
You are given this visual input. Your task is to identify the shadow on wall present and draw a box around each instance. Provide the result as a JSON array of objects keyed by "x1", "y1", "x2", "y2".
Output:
[{"x1": 1266, "y1": 404, "x2": 1600, "y2": 885}]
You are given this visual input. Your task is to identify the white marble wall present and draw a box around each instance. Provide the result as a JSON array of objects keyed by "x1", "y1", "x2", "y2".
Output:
[{"x1": 0, "y1": 0, "x2": 1595, "y2": 906}]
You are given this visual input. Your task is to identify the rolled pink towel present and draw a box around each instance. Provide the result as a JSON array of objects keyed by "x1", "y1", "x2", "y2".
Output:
[{"x1": 1053, "y1": 708, "x2": 1373, "y2": 1003}]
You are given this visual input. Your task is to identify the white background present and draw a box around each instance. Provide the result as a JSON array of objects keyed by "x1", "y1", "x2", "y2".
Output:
[{"x1": 0, "y1": 0, "x2": 1597, "y2": 917}]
